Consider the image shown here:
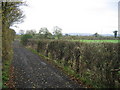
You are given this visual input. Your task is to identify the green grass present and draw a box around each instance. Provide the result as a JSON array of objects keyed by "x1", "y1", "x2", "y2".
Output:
[
  {"x1": 72, "y1": 40, "x2": 120, "y2": 43},
  {"x1": 2, "y1": 60, "x2": 12, "y2": 88}
]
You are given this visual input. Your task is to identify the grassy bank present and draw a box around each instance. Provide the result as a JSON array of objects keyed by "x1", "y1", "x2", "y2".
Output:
[{"x1": 2, "y1": 60, "x2": 12, "y2": 88}]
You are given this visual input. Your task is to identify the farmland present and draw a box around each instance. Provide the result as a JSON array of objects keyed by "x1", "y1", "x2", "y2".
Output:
[
  {"x1": 72, "y1": 40, "x2": 120, "y2": 43},
  {"x1": 2, "y1": 0, "x2": 120, "y2": 89}
]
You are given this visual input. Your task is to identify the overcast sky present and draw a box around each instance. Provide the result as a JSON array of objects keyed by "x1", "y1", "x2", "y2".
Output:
[{"x1": 11, "y1": 0, "x2": 119, "y2": 34}]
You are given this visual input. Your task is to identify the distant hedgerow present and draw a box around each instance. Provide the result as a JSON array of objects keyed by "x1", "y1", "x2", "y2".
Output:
[{"x1": 21, "y1": 34, "x2": 33, "y2": 45}]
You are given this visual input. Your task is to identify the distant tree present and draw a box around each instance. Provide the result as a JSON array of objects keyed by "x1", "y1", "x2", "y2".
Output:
[
  {"x1": 21, "y1": 34, "x2": 33, "y2": 45},
  {"x1": 113, "y1": 30, "x2": 118, "y2": 38},
  {"x1": 65, "y1": 34, "x2": 69, "y2": 36},
  {"x1": 45, "y1": 32, "x2": 53, "y2": 39},
  {"x1": 19, "y1": 30, "x2": 24, "y2": 35},
  {"x1": 53, "y1": 26, "x2": 62, "y2": 39},
  {"x1": 39, "y1": 27, "x2": 52, "y2": 39},
  {"x1": 94, "y1": 32, "x2": 99, "y2": 37},
  {"x1": 39, "y1": 27, "x2": 49, "y2": 34},
  {"x1": 26, "y1": 30, "x2": 36, "y2": 36}
]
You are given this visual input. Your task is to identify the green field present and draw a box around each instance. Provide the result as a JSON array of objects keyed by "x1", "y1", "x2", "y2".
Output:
[{"x1": 72, "y1": 40, "x2": 120, "y2": 43}]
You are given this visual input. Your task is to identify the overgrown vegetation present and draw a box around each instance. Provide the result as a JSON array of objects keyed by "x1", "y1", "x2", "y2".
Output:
[
  {"x1": 2, "y1": 28, "x2": 15, "y2": 88},
  {"x1": 25, "y1": 39, "x2": 120, "y2": 88},
  {"x1": 21, "y1": 34, "x2": 32, "y2": 45},
  {"x1": 2, "y1": 2, "x2": 25, "y2": 88}
]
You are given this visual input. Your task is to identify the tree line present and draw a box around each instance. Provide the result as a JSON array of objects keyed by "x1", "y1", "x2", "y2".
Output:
[{"x1": 19, "y1": 26, "x2": 63, "y2": 39}]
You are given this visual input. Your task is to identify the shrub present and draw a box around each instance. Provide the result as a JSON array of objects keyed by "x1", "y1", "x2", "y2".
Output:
[{"x1": 21, "y1": 34, "x2": 33, "y2": 45}]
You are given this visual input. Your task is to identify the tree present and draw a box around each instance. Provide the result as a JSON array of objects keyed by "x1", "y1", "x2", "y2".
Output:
[
  {"x1": 2, "y1": 2, "x2": 25, "y2": 86},
  {"x1": 2, "y1": 1, "x2": 25, "y2": 61},
  {"x1": 113, "y1": 31, "x2": 118, "y2": 38},
  {"x1": 65, "y1": 34, "x2": 69, "y2": 36},
  {"x1": 2, "y1": 2, "x2": 25, "y2": 28},
  {"x1": 44, "y1": 32, "x2": 52, "y2": 39},
  {"x1": 26, "y1": 30, "x2": 36, "y2": 36},
  {"x1": 93, "y1": 32, "x2": 98, "y2": 37},
  {"x1": 19, "y1": 30, "x2": 24, "y2": 35},
  {"x1": 39, "y1": 27, "x2": 49, "y2": 34},
  {"x1": 53, "y1": 26, "x2": 62, "y2": 39},
  {"x1": 39, "y1": 27, "x2": 52, "y2": 39}
]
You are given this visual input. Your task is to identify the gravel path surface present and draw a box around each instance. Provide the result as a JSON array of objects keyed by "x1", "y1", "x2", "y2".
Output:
[{"x1": 12, "y1": 41, "x2": 82, "y2": 88}]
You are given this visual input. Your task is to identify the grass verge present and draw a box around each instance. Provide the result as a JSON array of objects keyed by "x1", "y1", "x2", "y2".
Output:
[{"x1": 2, "y1": 60, "x2": 12, "y2": 88}]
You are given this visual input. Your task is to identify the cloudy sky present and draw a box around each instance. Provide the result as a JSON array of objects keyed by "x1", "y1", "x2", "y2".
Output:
[{"x1": 11, "y1": 0, "x2": 119, "y2": 34}]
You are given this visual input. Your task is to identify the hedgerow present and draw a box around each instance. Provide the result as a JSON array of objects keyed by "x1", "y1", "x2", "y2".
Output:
[
  {"x1": 21, "y1": 34, "x2": 33, "y2": 46},
  {"x1": 27, "y1": 39, "x2": 120, "y2": 88},
  {"x1": 2, "y1": 27, "x2": 16, "y2": 88}
]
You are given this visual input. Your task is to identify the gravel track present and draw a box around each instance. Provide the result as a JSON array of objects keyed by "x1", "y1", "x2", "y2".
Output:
[{"x1": 12, "y1": 41, "x2": 82, "y2": 88}]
